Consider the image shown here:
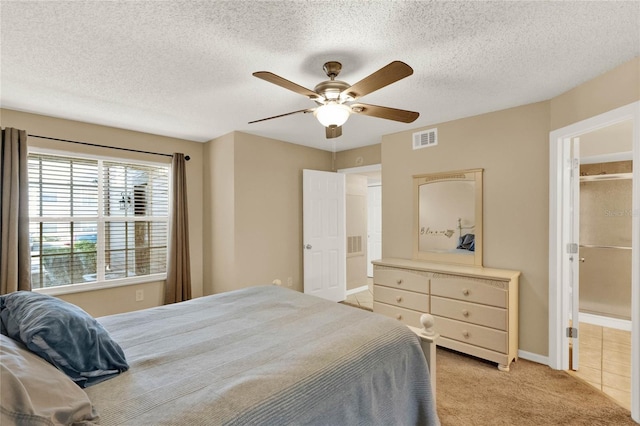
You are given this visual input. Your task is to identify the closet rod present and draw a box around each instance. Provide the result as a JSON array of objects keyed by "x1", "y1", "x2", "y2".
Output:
[
  {"x1": 27, "y1": 134, "x2": 190, "y2": 161},
  {"x1": 579, "y1": 172, "x2": 631, "y2": 182}
]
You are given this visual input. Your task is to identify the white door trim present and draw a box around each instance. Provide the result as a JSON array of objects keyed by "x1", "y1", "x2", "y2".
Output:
[
  {"x1": 548, "y1": 101, "x2": 640, "y2": 422},
  {"x1": 337, "y1": 164, "x2": 382, "y2": 175}
]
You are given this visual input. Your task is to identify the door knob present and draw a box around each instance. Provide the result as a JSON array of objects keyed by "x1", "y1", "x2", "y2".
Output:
[
  {"x1": 304, "y1": 244, "x2": 312, "y2": 249},
  {"x1": 579, "y1": 257, "x2": 585, "y2": 263}
]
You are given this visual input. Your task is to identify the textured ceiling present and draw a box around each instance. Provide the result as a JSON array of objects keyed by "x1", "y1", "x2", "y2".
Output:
[{"x1": 1, "y1": 1, "x2": 639, "y2": 152}]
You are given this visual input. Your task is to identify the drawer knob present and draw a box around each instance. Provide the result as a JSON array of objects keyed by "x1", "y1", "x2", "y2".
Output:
[
  {"x1": 396, "y1": 314, "x2": 402, "y2": 320},
  {"x1": 462, "y1": 331, "x2": 470, "y2": 338},
  {"x1": 462, "y1": 309, "x2": 469, "y2": 317},
  {"x1": 396, "y1": 296, "x2": 403, "y2": 303},
  {"x1": 396, "y1": 279, "x2": 403, "y2": 285},
  {"x1": 462, "y1": 289, "x2": 470, "y2": 296}
]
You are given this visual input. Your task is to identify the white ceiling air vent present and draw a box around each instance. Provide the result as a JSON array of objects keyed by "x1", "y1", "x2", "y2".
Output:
[{"x1": 413, "y1": 128, "x2": 438, "y2": 150}]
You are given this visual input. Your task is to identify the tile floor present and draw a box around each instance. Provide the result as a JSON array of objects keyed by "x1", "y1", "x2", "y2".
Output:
[
  {"x1": 570, "y1": 322, "x2": 631, "y2": 410},
  {"x1": 344, "y1": 288, "x2": 373, "y2": 311}
]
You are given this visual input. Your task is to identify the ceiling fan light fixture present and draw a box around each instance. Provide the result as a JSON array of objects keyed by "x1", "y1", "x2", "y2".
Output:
[
  {"x1": 314, "y1": 102, "x2": 351, "y2": 127},
  {"x1": 250, "y1": 60, "x2": 418, "y2": 138},
  {"x1": 325, "y1": 90, "x2": 340, "y2": 100}
]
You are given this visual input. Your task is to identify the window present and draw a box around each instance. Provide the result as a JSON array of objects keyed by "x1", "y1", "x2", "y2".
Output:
[{"x1": 28, "y1": 152, "x2": 170, "y2": 290}]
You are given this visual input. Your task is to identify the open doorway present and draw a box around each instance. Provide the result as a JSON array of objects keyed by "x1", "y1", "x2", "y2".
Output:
[
  {"x1": 339, "y1": 164, "x2": 381, "y2": 308},
  {"x1": 569, "y1": 121, "x2": 633, "y2": 410},
  {"x1": 548, "y1": 101, "x2": 639, "y2": 422},
  {"x1": 367, "y1": 183, "x2": 382, "y2": 279}
]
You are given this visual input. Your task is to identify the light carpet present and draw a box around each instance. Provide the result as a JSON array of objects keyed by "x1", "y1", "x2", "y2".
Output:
[{"x1": 436, "y1": 347, "x2": 635, "y2": 425}]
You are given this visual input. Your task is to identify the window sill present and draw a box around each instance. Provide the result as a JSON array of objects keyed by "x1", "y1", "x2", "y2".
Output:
[{"x1": 33, "y1": 273, "x2": 167, "y2": 296}]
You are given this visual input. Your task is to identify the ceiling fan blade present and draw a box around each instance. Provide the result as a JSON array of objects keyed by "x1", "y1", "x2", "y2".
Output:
[
  {"x1": 325, "y1": 125, "x2": 342, "y2": 139},
  {"x1": 248, "y1": 108, "x2": 314, "y2": 124},
  {"x1": 253, "y1": 71, "x2": 320, "y2": 100},
  {"x1": 340, "y1": 61, "x2": 414, "y2": 100},
  {"x1": 351, "y1": 103, "x2": 419, "y2": 123}
]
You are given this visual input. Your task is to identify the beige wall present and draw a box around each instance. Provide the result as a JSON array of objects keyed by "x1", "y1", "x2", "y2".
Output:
[
  {"x1": 203, "y1": 132, "x2": 235, "y2": 296},
  {"x1": 204, "y1": 131, "x2": 333, "y2": 294},
  {"x1": 0, "y1": 109, "x2": 205, "y2": 317},
  {"x1": 580, "y1": 121, "x2": 633, "y2": 158},
  {"x1": 381, "y1": 102, "x2": 551, "y2": 355},
  {"x1": 334, "y1": 144, "x2": 381, "y2": 170},
  {"x1": 550, "y1": 57, "x2": 640, "y2": 130}
]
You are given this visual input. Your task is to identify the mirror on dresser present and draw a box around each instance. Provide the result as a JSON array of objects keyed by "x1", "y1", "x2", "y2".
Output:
[{"x1": 413, "y1": 168, "x2": 483, "y2": 266}]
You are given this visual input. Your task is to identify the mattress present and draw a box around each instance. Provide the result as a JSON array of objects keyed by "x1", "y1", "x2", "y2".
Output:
[{"x1": 85, "y1": 285, "x2": 439, "y2": 425}]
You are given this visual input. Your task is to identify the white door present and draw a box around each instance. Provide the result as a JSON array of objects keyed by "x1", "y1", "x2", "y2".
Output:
[
  {"x1": 566, "y1": 137, "x2": 581, "y2": 370},
  {"x1": 303, "y1": 169, "x2": 346, "y2": 302},
  {"x1": 367, "y1": 185, "x2": 382, "y2": 277}
]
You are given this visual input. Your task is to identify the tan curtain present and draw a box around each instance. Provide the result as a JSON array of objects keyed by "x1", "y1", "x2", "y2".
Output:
[
  {"x1": 165, "y1": 153, "x2": 191, "y2": 304},
  {"x1": 1, "y1": 128, "x2": 31, "y2": 294}
]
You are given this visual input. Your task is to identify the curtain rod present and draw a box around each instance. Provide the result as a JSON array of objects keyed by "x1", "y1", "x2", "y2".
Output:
[{"x1": 27, "y1": 134, "x2": 190, "y2": 161}]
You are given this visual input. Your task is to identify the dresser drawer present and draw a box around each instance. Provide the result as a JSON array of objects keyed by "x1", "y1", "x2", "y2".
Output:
[
  {"x1": 431, "y1": 296, "x2": 507, "y2": 330},
  {"x1": 431, "y1": 278, "x2": 507, "y2": 308},
  {"x1": 434, "y1": 316, "x2": 507, "y2": 353},
  {"x1": 373, "y1": 301, "x2": 423, "y2": 328},
  {"x1": 374, "y1": 267, "x2": 429, "y2": 294},
  {"x1": 374, "y1": 285, "x2": 429, "y2": 312}
]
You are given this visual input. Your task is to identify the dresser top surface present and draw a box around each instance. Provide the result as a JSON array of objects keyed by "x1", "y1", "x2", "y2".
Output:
[{"x1": 372, "y1": 258, "x2": 521, "y2": 280}]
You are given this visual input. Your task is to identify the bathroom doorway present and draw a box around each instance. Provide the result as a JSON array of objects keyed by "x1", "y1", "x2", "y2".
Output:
[
  {"x1": 571, "y1": 120, "x2": 633, "y2": 409},
  {"x1": 548, "y1": 101, "x2": 639, "y2": 422}
]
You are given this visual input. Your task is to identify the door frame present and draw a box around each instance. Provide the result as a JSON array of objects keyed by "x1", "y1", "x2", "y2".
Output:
[
  {"x1": 569, "y1": 136, "x2": 580, "y2": 371},
  {"x1": 548, "y1": 101, "x2": 639, "y2": 421},
  {"x1": 337, "y1": 164, "x2": 382, "y2": 281}
]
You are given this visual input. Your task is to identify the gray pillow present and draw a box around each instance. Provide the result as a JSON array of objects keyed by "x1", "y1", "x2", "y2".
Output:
[
  {"x1": 0, "y1": 291, "x2": 128, "y2": 387},
  {"x1": 0, "y1": 334, "x2": 100, "y2": 425}
]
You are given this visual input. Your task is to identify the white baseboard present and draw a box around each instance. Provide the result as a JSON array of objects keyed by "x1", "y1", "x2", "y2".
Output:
[
  {"x1": 518, "y1": 350, "x2": 549, "y2": 366},
  {"x1": 346, "y1": 285, "x2": 369, "y2": 296}
]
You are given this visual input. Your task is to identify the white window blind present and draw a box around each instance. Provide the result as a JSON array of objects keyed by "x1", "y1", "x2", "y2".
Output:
[{"x1": 28, "y1": 153, "x2": 169, "y2": 289}]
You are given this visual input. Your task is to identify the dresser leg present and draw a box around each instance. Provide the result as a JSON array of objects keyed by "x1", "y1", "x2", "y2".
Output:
[{"x1": 498, "y1": 363, "x2": 510, "y2": 372}]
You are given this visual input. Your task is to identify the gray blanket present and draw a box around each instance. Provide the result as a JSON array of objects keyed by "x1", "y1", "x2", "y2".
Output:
[{"x1": 85, "y1": 286, "x2": 439, "y2": 425}]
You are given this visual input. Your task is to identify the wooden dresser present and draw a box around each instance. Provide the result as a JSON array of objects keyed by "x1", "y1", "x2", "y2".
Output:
[{"x1": 372, "y1": 258, "x2": 520, "y2": 371}]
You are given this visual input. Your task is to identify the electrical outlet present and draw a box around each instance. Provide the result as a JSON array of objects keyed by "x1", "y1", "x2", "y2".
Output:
[
  {"x1": 287, "y1": 277, "x2": 293, "y2": 287},
  {"x1": 135, "y1": 289, "x2": 144, "y2": 302}
]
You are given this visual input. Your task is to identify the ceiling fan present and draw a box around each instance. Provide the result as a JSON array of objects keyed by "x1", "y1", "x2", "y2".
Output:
[{"x1": 249, "y1": 61, "x2": 419, "y2": 139}]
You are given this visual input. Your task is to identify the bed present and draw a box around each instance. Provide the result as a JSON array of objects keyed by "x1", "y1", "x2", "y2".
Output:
[{"x1": 1, "y1": 285, "x2": 439, "y2": 425}]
